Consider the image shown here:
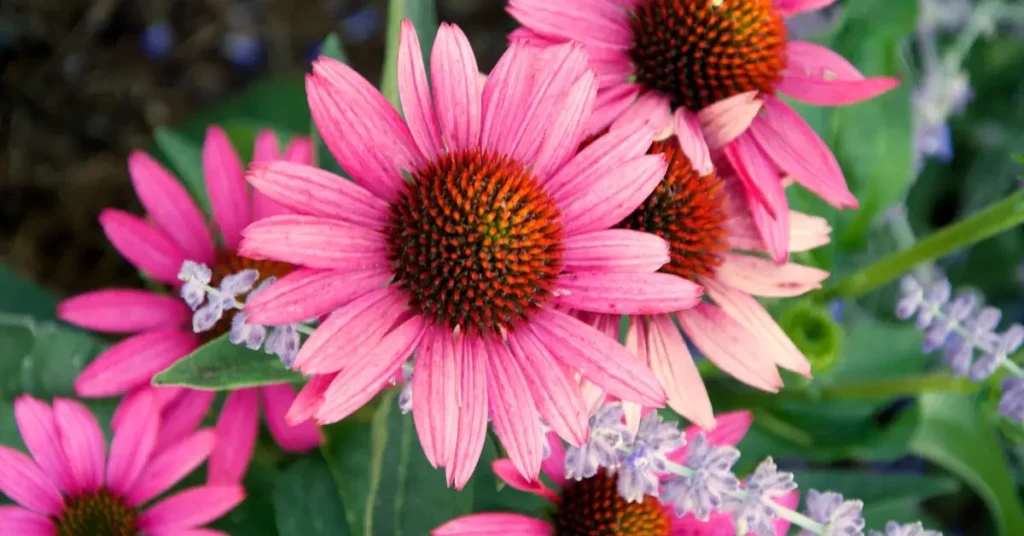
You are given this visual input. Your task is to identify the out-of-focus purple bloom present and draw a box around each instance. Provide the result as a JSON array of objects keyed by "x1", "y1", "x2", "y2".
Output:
[{"x1": 141, "y1": 21, "x2": 175, "y2": 59}]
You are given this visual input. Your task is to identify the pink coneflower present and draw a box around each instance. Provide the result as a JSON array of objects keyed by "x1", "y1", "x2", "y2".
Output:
[
  {"x1": 433, "y1": 411, "x2": 797, "y2": 536},
  {"x1": 57, "y1": 128, "x2": 321, "y2": 484},
  {"x1": 507, "y1": 0, "x2": 899, "y2": 261},
  {"x1": 238, "y1": 20, "x2": 704, "y2": 488},
  {"x1": 0, "y1": 392, "x2": 243, "y2": 535},
  {"x1": 577, "y1": 111, "x2": 830, "y2": 431}
]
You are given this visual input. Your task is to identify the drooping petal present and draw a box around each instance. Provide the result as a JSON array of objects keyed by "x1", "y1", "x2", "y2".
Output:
[
  {"x1": 100, "y1": 209, "x2": 187, "y2": 285},
  {"x1": 244, "y1": 267, "x2": 391, "y2": 325},
  {"x1": 398, "y1": 20, "x2": 443, "y2": 160},
  {"x1": 203, "y1": 126, "x2": 251, "y2": 250},
  {"x1": 127, "y1": 151, "x2": 215, "y2": 264},
  {"x1": 138, "y1": 485, "x2": 245, "y2": 532},
  {"x1": 74, "y1": 329, "x2": 197, "y2": 398},
  {"x1": 432, "y1": 23, "x2": 483, "y2": 151},
  {"x1": 775, "y1": 0, "x2": 837, "y2": 17},
  {"x1": 0, "y1": 506, "x2": 56, "y2": 536},
  {"x1": 677, "y1": 303, "x2": 784, "y2": 392},
  {"x1": 554, "y1": 272, "x2": 703, "y2": 315},
  {"x1": 507, "y1": 330, "x2": 589, "y2": 446},
  {"x1": 13, "y1": 396, "x2": 72, "y2": 494},
  {"x1": 698, "y1": 91, "x2": 762, "y2": 149},
  {"x1": 485, "y1": 343, "x2": 543, "y2": 482},
  {"x1": 723, "y1": 133, "x2": 789, "y2": 262},
  {"x1": 260, "y1": 385, "x2": 321, "y2": 453},
  {"x1": 208, "y1": 389, "x2": 260, "y2": 485},
  {"x1": 491, "y1": 460, "x2": 559, "y2": 503},
  {"x1": 127, "y1": 429, "x2": 216, "y2": 506},
  {"x1": 412, "y1": 329, "x2": 459, "y2": 468},
  {"x1": 433, "y1": 512, "x2": 551, "y2": 536},
  {"x1": 0, "y1": 447, "x2": 64, "y2": 516},
  {"x1": 238, "y1": 214, "x2": 389, "y2": 270},
  {"x1": 52, "y1": 398, "x2": 107, "y2": 494},
  {"x1": 58, "y1": 289, "x2": 189, "y2": 334},
  {"x1": 558, "y1": 155, "x2": 667, "y2": 236},
  {"x1": 673, "y1": 109, "x2": 713, "y2": 175},
  {"x1": 779, "y1": 41, "x2": 899, "y2": 106},
  {"x1": 446, "y1": 336, "x2": 490, "y2": 490},
  {"x1": 562, "y1": 229, "x2": 670, "y2": 273},
  {"x1": 639, "y1": 315, "x2": 715, "y2": 428},
  {"x1": 155, "y1": 390, "x2": 216, "y2": 448},
  {"x1": 715, "y1": 253, "x2": 829, "y2": 298},
  {"x1": 106, "y1": 389, "x2": 160, "y2": 495}
]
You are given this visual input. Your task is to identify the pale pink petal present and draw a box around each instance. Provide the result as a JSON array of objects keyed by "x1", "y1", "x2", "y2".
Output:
[
  {"x1": 308, "y1": 59, "x2": 421, "y2": 202},
  {"x1": 491, "y1": 460, "x2": 558, "y2": 503},
  {"x1": 412, "y1": 329, "x2": 459, "y2": 468},
  {"x1": 750, "y1": 96, "x2": 857, "y2": 209},
  {"x1": 779, "y1": 41, "x2": 899, "y2": 106},
  {"x1": 398, "y1": 20, "x2": 443, "y2": 160},
  {"x1": 584, "y1": 84, "x2": 643, "y2": 136},
  {"x1": 207, "y1": 389, "x2": 259, "y2": 485},
  {"x1": 138, "y1": 485, "x2": 245, "y2": 531},
  {"x1": 128, "y1": 151, "x2": 215, "y2": 264},
  {"x1": 202, "y1": 126, "x2": 251, "y2": 249},
  {"x1": 507, "y1": 0, "x2": 634, "y2": 48},
  {"x1": 238, "y1": 214, "x2": 388, "y2": 270},
  {"x1": 0, "y1": 447, "x2": 63, "y2": 516},
  {"x1": 52, "y1": 398, "x2": 106, "y2": 494},
  {"x1": 698, "y1": 91, "x2": 762, "y2": 149},
  {"x1": 100, "y1": 209, "x2": 187, "y2": 285},
  {"x1": 156, "y1": 390, "x2": 216, "y2": 448},
  {"x1": 75, "y1": 329, "x2": 197, "y2": 398},
  {"x1": 13, "y1": 396, "x2": 72, "y2": 494},
  {"x1": 316, "y1": 316, "x2": 426, "y2": 424},
  {"x1": 285, "y1": 373, "x2": 336, "y2": 426},
  {"x1": 128, "y1": 429, "x2": 216, "y2": 506},
  {"x1": 260, "y1": 385, "x2": 321, "y2": 452},
  {"x1": 677, "y1": 303, "x2": 784, "y2": 392},
  {"x1": 787, "y1": 210, "x2": 833, "y2": 252},
  {"x1": 716, "y1": 253, "x2": 829, "y2": 298},
  {"x1": 723, "y1": 133, "x2": 789, "y2": 262},
  {"x1": 541, "y1": 433, "x2": 568, "y2": 487},
  {"x1": 507, "y1": 331, "x2": 589, "y2": 446},
  {"x1": 433, "y1": 512, "x2": 550, "y2": 536},
  {"x1": 244, "y1": 266, "x2": 390, "y2": 325},
  {"x1": 58, "y1": 289, "x2": 189, "y2": 334},
  {"x1": 703, "y1": 277, "x2": 811, "y2": 377},
  {"x1": 485, "y1": 343, "x2": 543, "y2": 482},
  {"x1": 558, "y1": 155, "x2": 667, "y2": 236},
  {"x1": 554, "y1": 271, "x2": 703, "y2": 315},
  {"x1": 683, "y1": 410, "x2": 753, "y2": 448},
  {"x1": 106, "y1": 389, "x2": 160, "y2": 495},
  {"x1": 0, "y1": 506, "x2": 55, "y2": 536},
  {"x1": 673, "y1": 109, "x2": 713, "y2": 175},
  {"x1": 526, "y1": 308, "x2": 666, "y2": 406},
  {"x1": 562, "y1": 229, "x2": 669, "y2": 274},
  {"x1": 446, "y1": 336, "x2": 490, "y2": 489},
  {"x1": 609, "y1": 91, "x2": 673, "y2": 134},
  {"x1": 776, "y1": 0, "x2": 836, "y2": 16},
  {"x1": 640, "y1": 316, "x2": 715, "y2": 428},
  {"x1": 432, "y1": 23, "x2": 483, "y2": 151},
  {"x1": 544, "y1": 115, "x2": 657, "y2": 200},
  {"x1": 246, "y1": 161, "x2": 390, "y2": 231}
]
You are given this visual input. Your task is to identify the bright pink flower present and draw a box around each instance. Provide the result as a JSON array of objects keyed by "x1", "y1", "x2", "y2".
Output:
[
  {"x1": 241, "y1": 20, "x2": 704, "y2": 488},
  {"x1": 576, "y1": 110, "x2": 829, "y2": 432},
  {"x1": 0, "y1": 392, "x2": 243, "y2": 535},
  {"x1": 57, "y1": 128, "x2": 322, "y2": 484},
  {"x1": 433, "y1": 411, "x2": 798, "y2": 536},
  {"x1": 507, "y1": 0, "x2": 899, "y2": 261}
]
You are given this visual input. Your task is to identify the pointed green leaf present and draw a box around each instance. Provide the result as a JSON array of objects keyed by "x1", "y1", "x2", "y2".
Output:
[
  {"x1": 273, "y1": 457, "x2": 352, "y2": 536},
  {"x1": 380, "y1": 0, "x2": 438, "y2": 109},
  {"x1": 152, "y1": 334, "x2": 302, "y2": 390},
  {"x1": 153, "y1": 127, "x2": 211, "y2": 214},
  {"x1": 0, "y1": 313, "x2": 106, "y2": 400}
]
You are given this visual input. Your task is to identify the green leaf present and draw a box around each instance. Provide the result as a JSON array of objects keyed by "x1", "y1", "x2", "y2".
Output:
[
  {"x1": 909, "y1": 393, "x2": 1024, "y2": 535},
  {"x1": 153, "y1": 127, "x2": 211, "y2": 215},
  {"x1": 212, "y1": 460, "x2": 282, "y2": 536},
  {"x1": 177, "y1": 76, "x2": 310, "y2": 139},
  {"x1": 321, "y1": 389, "x2": 473, "y2": 536},
  {"x1": 0, "y1": 313, "x2": 106, "y2": 400},
  {"x1": 273, "y1": 457, "x2": 352, "y2": 536},
  {"x1": 152, "y1": 334, "x2": 302, "y2": 390},
  {"x1": 380, "y1": 0, "x2": 438, "y2": 109},
  {"x1": 0, "y1": 265, "x2": 56, "y2": 320},
  {"x1": 320, "y1": 33, "x2": 350, "y2": 65}
]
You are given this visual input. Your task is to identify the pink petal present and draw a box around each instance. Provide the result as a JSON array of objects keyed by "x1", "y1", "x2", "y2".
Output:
[
  {"x1": 584, "y1": 83, "x2": 643, "y2": 136},
  {"x1": 433, "y1": 512, "x2": 550, "y2": 536},
  {"x1": 238, "y1": 214, "x2": 389, "y2": 270},
  {"x1": 260, "y1": 385, "x2": 321, "y2": 453},
  {"x1": 703, "y1": 278, "x2": 811, "y2": 377},
  {"x1": 75, "y1": 329, "x2": 198, "y2": 398},
  {"x1": 412, "y1": 329, "x2": 459, "y2": 468},
  {"x1": 684, "y1": 410, "x2": 753, "y2": 447},
  {"x1": 609, "y1": 91, "x2": 673, "y2": 134},
  {"x1": 285, "y1": 373, "x2": 336, "y2": 426},
  {"x1": 149, "y1": 530, "x2": 229, "y2": 536},
  {"x1": 0, "y1": 447, "x2": 63, "y2": 516},
  {"x1": 507, "y1": 330, "x2": 589, "y2": 446},
  {"x1": 485, "y1": 342, "x2": 543, "y2": 482},
  {"x1": 749, "y1": 96, "x2": 857, "y2": 209},
  {"x1": 554, "y1": 271, "x2": 703, "y2": 315},
  {"x1": 526, "y1": 308, "x2": 666, "y2": 407},
  {"x1": 13, "y1": 396, "x2": 72, "y2": 494},
  {"x1": 779, "y1": 41, "x2": 899, "y2": 106},
  {"x1": 282, "y1": 136, "x2": 314, "y2": 165},
  {"x1": 207, "y1": 389, "x2": 259, "y2": 485},
  {"x1": 245, "y1": 161, "x2": 389, "y2": 231},
  {"x1": 308, "y1": 59, "x2": 422, "y2": 202},
  {"x1": 244, "y1": 266, "x2": 391, "y2": 325},
  {"x1": 530, "y1": 68, "x2": 597, "y2": 180},
  {"x1": 716, "y1": 253, "x2": 829, "y2": 298},
  {"x1": 128, "y1": 151, "x2": 215, "y2": 264},
  {"x1": 0, "y1": 506, "x2": 55, "y2": 536},
  {"x1": 558, "y1": 154, "x2": 667, "y2": 236},
  {"x1": 315, "y1": 316, "x2": 426, "y2": 424},
  {"x1": 562, "y1": 229, "x2": 670, "y2": 273},
  {"x1": 446, "y1": 336, "x2": 490, "y2": 489},
  {"x1": 787, "y1": 211, "x2": 833, "y2": 252},
  {"x1": 155, "y1": 390, "x2": 215, "y2": 448},
  {"x1": 541, "y1": 433, "x2": 568, "y2": 487},
  {"x1": 506, "y1": 0, "x2": 633, "y2": 48},
  {"x1": 52, "y1": 398, "x2": 106, "y2": 494},
  {"x1": 432, "y1": 23, "x2": 483, "y2": 151},
  {"x1": 99, "y1": 209, "x2": 187, "y2": 285},
  {"x1": 106, "y1": 389, "x2": 160, "y2": 495},
  {"x1": 251, "y1": 130, "x2": 280, "y2": 162},
  {"x1": 772, "y1": 490, "x2": 801, "y2": 534},
  {"x1": 698, "y1": 91, "x2": 762, "y2": 149},
  {"x1": 776, "y1": 0, "x2": 838, "y2": 18},
  {"x1": 127, "y1": 429, "x2": 216, "y2": 506},
  {"x1": 491, "y1": 460, "x2": 558, "y2": 503},
  {"x1": 544, "y1": 115, "x2": 657, "y2": 200},
  {"x1": 398, "y1": 20, "x2": 443, "y2": 160},
  {"x1": 636, "y1": 316, "x2": 715, "y2": 428},
  {"x1": 58, "y1": 289, "x2": 189, "y2": 334},
  {"x1": 672, "y1": 109, "x2": 713, "y2": 175},
  {"x1": 138, "y1": 485, "x2": 245, "y2": 532},
  {"x1": 723, "y1": 134, "x2": 789, "y2": 262},
  {"x1": 676, "y1": 303, "x2": 784, "y2": 392},
  {"x1": 670, "y1": 509, "x2": 738, "y2": 535},
  {"x1": 203, "y1": 126, "x2": 251, "y2": 249}
]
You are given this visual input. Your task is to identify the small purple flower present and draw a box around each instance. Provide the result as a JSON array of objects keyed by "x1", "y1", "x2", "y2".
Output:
[
  {"x1": 868, "y1": 520, "x2": 942, "y2": 536},
  {"x1": 266, "y1": 325, "x2": 300, "y2": 367},
  {"x1": 729, "y1": 458, "x2": 797, "y2": 536},
  {"x1": 178, "y1": 260, "x2": 212, "y2": 311},
  {"x1": 564, "y1": 404, "x2": 630, "y2": 481},
  {"x1": 801, "y1": 489, "x2": 865, "y2": 536},
  {"x1": 999, "y1": 377, "x2": 1024, "y2": 423},
  {"x1": 662, "y1": 433, "x2": 740, "y2": 521}
]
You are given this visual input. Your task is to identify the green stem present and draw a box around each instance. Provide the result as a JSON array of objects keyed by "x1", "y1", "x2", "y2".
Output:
[{"x1": 821, "y1": 189, "x2": 1024, "y2": 299}]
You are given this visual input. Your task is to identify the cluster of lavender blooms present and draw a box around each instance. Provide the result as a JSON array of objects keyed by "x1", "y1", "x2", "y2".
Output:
[
  {"x1": 896, "y1": 275, "x2": 1024, "y2": 421},
  {"x1": 566, "y1": 403, "x2": 940, "y2": 536},
  {"x1": 178, "y1": 260, "x2": 303, "y2": 366}
]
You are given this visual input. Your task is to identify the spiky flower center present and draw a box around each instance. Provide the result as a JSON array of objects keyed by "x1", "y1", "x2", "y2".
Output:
[
  {"x1": 386, "y1": 149, "x2": 564, "y2": 335},
  {"x1": 629, "y1": 0, "x2": 788, "y2": 111},
  {"x1": 617, "y1": 138, "x2": 729, "y2": 280},
  {"x1": 553, "y1": 470, "x2": 671, "y2": 536},
  {"x1": 56, "y1": 489, "x2": 138, "y2": 536},
  {"x1": 202, "y1": 250, "x2": 293, "y2": 342}
]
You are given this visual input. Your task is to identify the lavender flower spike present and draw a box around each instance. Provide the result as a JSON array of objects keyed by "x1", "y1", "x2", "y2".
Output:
[
  {"x1": 661, "y1": 433, "x2": 740, "y2": 521},
  {"x1": 564, "y1": 404, "x2": 631, "y2": 481},
  {"x1": 178, "y1": 260, "x2": 212, "y2": 311},
  {"x1": 868, "y1": 521, "x2": 943, "y2": 536},
  {"x1": 801, "y1": 489, "x2": 865, "y2": 536},
  {"x1": 617, "y1": 412, "x2": 685, "y2": 502},
  {"x1": 729, "y1": 457, "x2": 797, "y2": 536}
]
